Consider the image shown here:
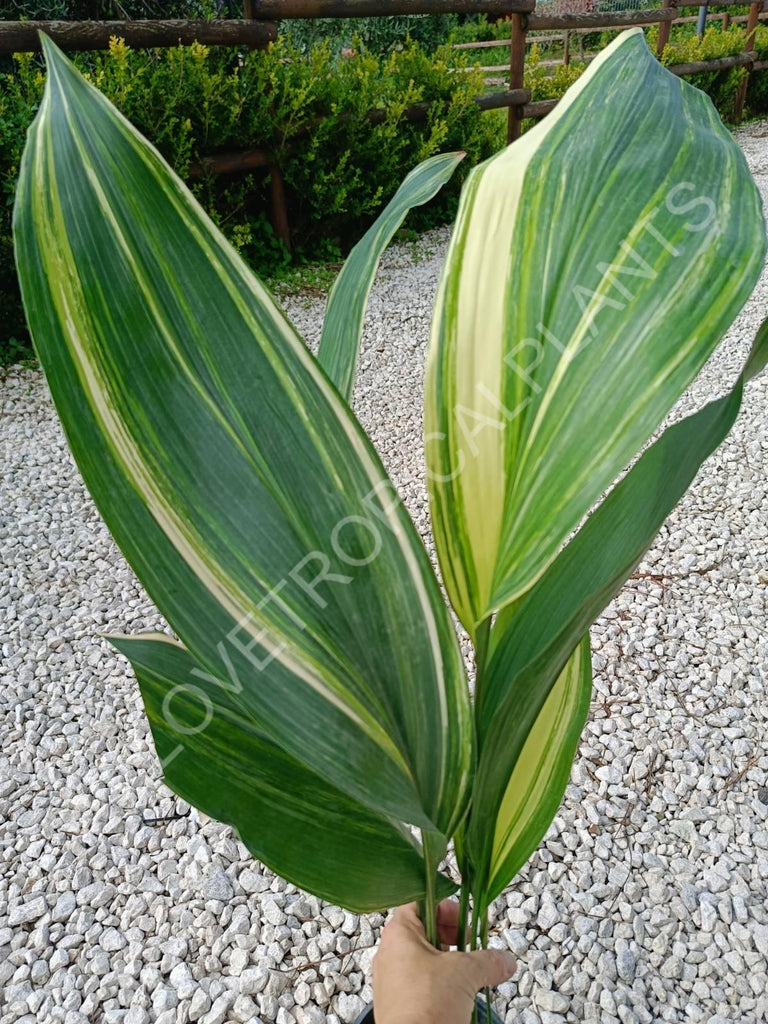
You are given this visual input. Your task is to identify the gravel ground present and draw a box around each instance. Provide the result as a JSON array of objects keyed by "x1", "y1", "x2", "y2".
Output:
[{"x1": 3, "y1": 120, "x2": 768, "y2": 1024}]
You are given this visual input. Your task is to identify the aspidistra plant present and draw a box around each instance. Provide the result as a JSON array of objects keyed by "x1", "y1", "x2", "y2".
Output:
[{"x1": 14, "y1": 28, "x2": 766, "y2": 951}]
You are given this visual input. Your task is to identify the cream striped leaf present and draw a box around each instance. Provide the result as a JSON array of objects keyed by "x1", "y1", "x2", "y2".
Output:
[
  {"x1": 425, "y1": 28, "x2": 766, "y2": 636},
  {"x1": 485, "y1": 635, "x2": 591, "y2": 902},
  {"x1": 116, "y1": 633, "x2": 457, "y2": 912},
  {"x1": 14, "y1": 36, "x2": 473, "y2": 837},
  {"x1": 318, "y1": 151, "x2": 465, "y2": 401}
]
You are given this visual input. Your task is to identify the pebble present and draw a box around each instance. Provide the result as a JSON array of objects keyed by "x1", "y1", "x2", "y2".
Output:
[
  {"x1": 203, "y1": 871, "x2": 234, "y2": 902},
  {"x1": 8, "y1": 897, "x2": 47, "y2": 927},
  {"x1": 537, "y1": 990, "x2": 569, "y2": 1013},
  {"x1": 335, "y1": 993, "x2": 366, "y2": 1023},
  {"x1": 188, "y1": 990, "x2": 211, "y2": 1022},
  {"x1": 753, "y1": 924, "x2": 768, "y2": 957},
  {"x1": 51, "y1": 891, "x2": 76, "y2": 923},
  {"x1": 241, "y1": 967, "x2": 270, "y2": 996},
  {"x1": 201, "y1": 992, "x2": 235, "y2": 1024},
  {"x1": 169, "y1": 963, "x2": 196, "y2": 999}
]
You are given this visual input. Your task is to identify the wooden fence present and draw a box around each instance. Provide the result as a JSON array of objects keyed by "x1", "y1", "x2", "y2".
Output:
[
  {"x1": 1, "y1": 0, "x2": 764, "y2": 244},
  {"x1": 455, "y1": 9, "x2": 768, "y2": 76}
]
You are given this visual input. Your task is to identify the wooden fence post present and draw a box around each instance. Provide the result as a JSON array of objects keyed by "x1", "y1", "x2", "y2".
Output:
[
  {"x1": 269, "y1": 164, "x2": 292, "y2": 252},
  {"x1": 243, "y1": 0, "x2": 272, "y2": 47},
  {"x1": 563, "y1": 28, "x2": 570, "y2": 66},
  {"x1": 734, "y1": 1, "x2": 761, "y2": 121},
  {"x1": 507, "y1": 11, "x2": 528, "y2": 144},
  {"x1": 722, "y1": 10, "x2": 730, "y2": 31},
  {"x1": 656, "y1": 0, "x2": 677, "y2": 56},
  {"x1": 243, "y1": 0, "x2": 288, "y2": 246}
]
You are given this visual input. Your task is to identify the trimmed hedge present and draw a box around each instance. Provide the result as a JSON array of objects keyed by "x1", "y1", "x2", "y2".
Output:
[{"x1": 0, "y1": 37, "x2": 504, "y2": 363}]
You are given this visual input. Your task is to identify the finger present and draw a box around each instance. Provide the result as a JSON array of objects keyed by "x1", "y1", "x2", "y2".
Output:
[
  {"x1": 392, "y1": 902, "x2": 422, "y2": 928},
  {"x1": 436, "y1": 899, "x2": 460, "y2": 947},
  {"x1": 460, "y1": 949, "x2": 517, "y2": 990},
  {"x1": 384, "y1": 902, "x2": 432, "y2": 947}
]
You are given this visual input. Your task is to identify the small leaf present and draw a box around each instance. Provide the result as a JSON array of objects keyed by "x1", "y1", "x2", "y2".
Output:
[
  {"x1": 318, "y1": 151, "x2": 465, "y2": 401},
  {"x1": 485, "y1": 636, "x2": 591, "y2": 902}
]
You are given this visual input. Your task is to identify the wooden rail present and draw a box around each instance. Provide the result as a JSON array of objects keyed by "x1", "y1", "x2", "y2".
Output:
[
  {"x1": 454, "y1": 10, "x2": 768, "y2": 51},
  {"x1": 0, "y1": 19, "x2": 277, "y2": 53},
  {"x1": 244, "y1": 0, "x2": 533, "y2": 16},
  {"x1": 464, "y1": 10, "x2": 768, "y2": 79},
  {"x1": 668, "y1": 50, "x2": 756, "y2": 77},
  {"x1": 528, "y1": 7, "x2": 678, "y2": 30}
]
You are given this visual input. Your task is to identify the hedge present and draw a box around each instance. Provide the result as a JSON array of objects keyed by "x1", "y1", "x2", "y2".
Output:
[
  {"x1": 2, "y1": 22, "x2": 768, "y2": 364},
  {"x1": 0, "y1": 37, "x2": 503, "y2": 363}
]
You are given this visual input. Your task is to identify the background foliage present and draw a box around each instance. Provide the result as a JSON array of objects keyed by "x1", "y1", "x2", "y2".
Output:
[
  {"x1": 1, "y1": 10, "x2": 768, "y2": 364},
  {"x1": 0, "y1": 36, "x2": 501, "y2": 362}
]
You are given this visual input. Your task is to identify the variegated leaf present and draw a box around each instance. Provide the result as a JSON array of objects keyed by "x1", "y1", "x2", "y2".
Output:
[
  {"x1": 485, "y1": 635, "x2": 591, "y2": 902},
  {"x1": 116, "y1": 633, "x2": 456, "y2": 912},
  {"x1": 14, "y1": 37, "x2": 473, "y2": 837},
  {"x1": 425, "y1": 28, "x2": 765, "y2": 636}
]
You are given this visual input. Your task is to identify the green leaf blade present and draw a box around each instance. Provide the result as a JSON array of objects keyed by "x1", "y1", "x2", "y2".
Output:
[
  {"x1": 485, "y1": 635, "x2": 592, "y2": 902},
  {"x1": 118, "y1": 634, "x2": 456, "y2": 913},
  {"x1": 14, "y1": 36, "x2": 473, "y2": 838}
]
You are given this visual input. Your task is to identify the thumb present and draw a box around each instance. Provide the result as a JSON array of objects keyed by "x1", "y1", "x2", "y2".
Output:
[{"x1": 460, "y1": 948, "x2": 517, "y2": 990}]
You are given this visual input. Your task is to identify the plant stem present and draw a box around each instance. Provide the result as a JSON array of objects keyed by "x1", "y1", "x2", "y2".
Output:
[
  {"x1": 481, "y1": 910, "x2": 492, "y2": 1023},
  {"x1": 469, "y1": 897, "x2": 482, "y2": 950},
  {"x1": 457, "y1": 880, "x2": 470, "y2": 953},
  {"x1": 420, "y1": 829, "x2": 445, "y2": 949},
  {"x1": 469, "y1": 620, "x2": 492, "y2": 1018},
  {"x1": 473, "y1": 615, "x2": 492, "y2": 721}
]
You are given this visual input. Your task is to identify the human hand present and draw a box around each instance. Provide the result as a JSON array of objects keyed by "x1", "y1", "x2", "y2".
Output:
[{"x1": 372, "y1": 901, "x2": 517, "y2": 1024}]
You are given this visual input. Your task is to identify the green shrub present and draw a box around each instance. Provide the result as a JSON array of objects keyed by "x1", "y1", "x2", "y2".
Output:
[
  {"x1": 525, "y1": 43, "x2": 585, "y2": 101},
  {"x1": 657, "y1": 26, "x2": 755, "y2": 123},
  {"x1": 283, "y1": 14, "x2": 459, "y2": 56},
  {"x1": 520, "y1": 25, "x2": 764, "y2": 124},
  {"x1": 0, "y1": 36, "x2": 502, "y2": 364},
  {"x1": 447, "y1": 14, "x2": 515, "y2": 68},
  {"x1": 747, "y1": 25, "x2": 768, "y2": 113}
]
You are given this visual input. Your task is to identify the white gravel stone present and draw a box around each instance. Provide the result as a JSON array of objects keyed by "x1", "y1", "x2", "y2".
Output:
[
  {"x1": 752, "y1": 923, "x2": 768, "y2": 957},
  {"x1": 123, "y1": 1008, "x2": 149, "y2": 1024},
  {"x1": 169, "y1": 962, "x2": 196, "y2": 999},
  {"x1": 202, "y1": 992, "x2": 235, "y2": 1024},
  {"x1": 241, "y1": 967, "x2": 270, "y2": 996},
  {"x1": 189, "y1": 990, "x2": 211, "y2": 1021},
  {"x1": 537, "y1": 990, "x2": 569, "y2": 1013},
  {"x1": 8, "y1": 896, "x2": 47, "y2": 926},
  {"x1": 203, "y1": 871, "x2": 234, "y2": 902},
  {"x1": 240, "y1": 869, "x2": 271, "y2": 894},
  {"x1": 335, "y1": 993, "x2": 366, "y2": 1023},
  {"x1": 51, "y1": 891, "x2": 76, "y2": 923}
]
